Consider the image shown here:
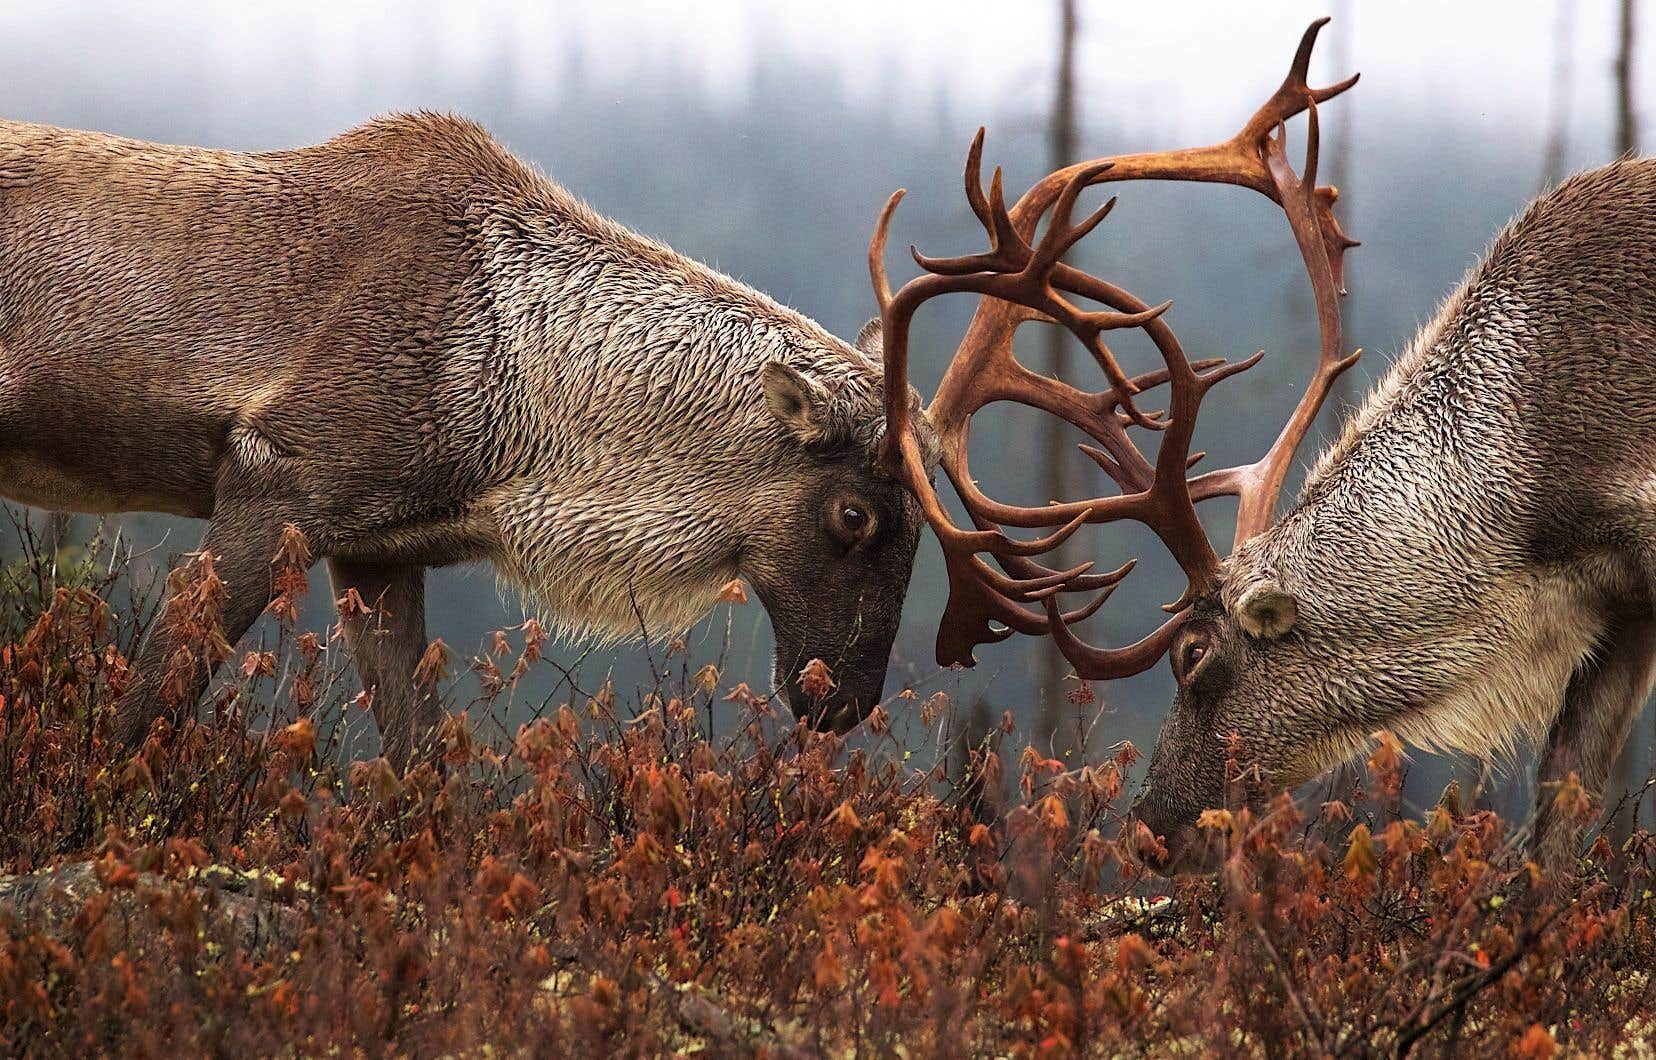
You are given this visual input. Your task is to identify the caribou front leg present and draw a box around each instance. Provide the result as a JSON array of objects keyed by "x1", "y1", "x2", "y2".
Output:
[
  {"x1": 326, "y1": 558, "x2": 442, "y2": 774},
  {"x1": 112, "y1": 508, "x2": 288, "y2": 750},
  {"x1": 1531, "y1": 615, "x2": 1656, "y2": 871}
]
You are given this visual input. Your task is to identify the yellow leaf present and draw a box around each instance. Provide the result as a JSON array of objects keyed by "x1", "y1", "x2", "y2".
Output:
[
  {"x1": 1344, "y1": 822, "x2": 1378, "y2": 878},
  {"x1": 1196, "y1": 808, "x2": 1234, "y2": 832}
]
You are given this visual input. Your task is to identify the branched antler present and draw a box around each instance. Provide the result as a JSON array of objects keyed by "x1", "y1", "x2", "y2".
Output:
[{"x1": 871, "y1": 18, "x2": 1360, "y2": 679}]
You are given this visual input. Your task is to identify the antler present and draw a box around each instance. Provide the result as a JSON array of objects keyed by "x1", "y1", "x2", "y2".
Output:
[{"x1": 872, "y1": 18, "x2": 1360, "y2": 679}]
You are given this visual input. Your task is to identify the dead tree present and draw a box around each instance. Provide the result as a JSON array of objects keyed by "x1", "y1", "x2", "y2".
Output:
[{"x1": 1037, "y1": 0, "x2": 1082, "y2": 748}]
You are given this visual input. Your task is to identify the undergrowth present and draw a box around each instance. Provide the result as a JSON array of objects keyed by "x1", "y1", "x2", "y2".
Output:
[{"x1": 0, "y1": 525, "x2": 1653, "y2": 1058}]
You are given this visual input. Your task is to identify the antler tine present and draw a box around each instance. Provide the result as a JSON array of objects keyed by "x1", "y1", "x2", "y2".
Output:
[
  {"x1": 997, "y1": 18, "x2": 1361, "y2": 236},
  {"x1": 995, "y1": 551, "x2": 1136, "y2": 604},
  {"x1": 1044, "y1": 598, "x2": 1187, "y2": 682},
  {"x1": 1243, "y1": 17, "x2": 1361, "y2": 146},
  {"x1": 869, "y1": 188, "x2": 910, "y2": 479},
  {"x1": 1077, "y1": 334, "x2": 1154, "y2": 427},
  {"x1": 966, "y1": 554, "x2": 1097, "y2": 602},
  {"x1": 959, "y1": 506, "x2": 1094, "y2": 558},
  {"x1": 984, "y1": 167, "x2": 1025, "y2": 264},
  {"x1": 1221, "y1": 99, "x2": 1361, "y2": 543},
  {"x1": 962, "y1": 127, "x2": 992, "y2": 229},
  {"x1": 937, "y1": 567, "x2": 1121, "y2": 667},
  {"x1": 869, "y1": 190, "x2": 901, "y2": 313},
  {"x1": 1290, "y1": 18, "x2": 1361, "y2": 104},
  {"x1": 976, "y1": 508, "x2": 1139, "y2": 596},
  {"x1": 1298, "y1": 103, "x2": 1320, "y2": 198},
  {"x1": 1098, "y1": 355, "x2": 1229, "y2": 432},
  {"x1": 872, "y1": 20, "x2": 1357, "y2": 678},
  {"x1": 913, "y1": 157, "x2": 1035, "y2": 277},
  {"x1": 1030, "y1": 162, "x2": 1117, "y2": 273}
]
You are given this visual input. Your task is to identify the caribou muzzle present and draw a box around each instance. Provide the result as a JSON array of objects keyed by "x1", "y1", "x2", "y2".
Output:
[{"x1": 771, "y1": 631, "x2": 897, "y2": 735}]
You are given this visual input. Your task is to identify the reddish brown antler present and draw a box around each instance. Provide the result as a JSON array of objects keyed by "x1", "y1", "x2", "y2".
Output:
[{"x1": 872, "y1": 18, "x2": 1360, "y2": 679}]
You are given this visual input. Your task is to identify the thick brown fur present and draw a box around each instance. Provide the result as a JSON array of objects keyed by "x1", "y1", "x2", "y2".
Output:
[{"x1": 0, "y1": 113, "x2": 928, "y2": 767}]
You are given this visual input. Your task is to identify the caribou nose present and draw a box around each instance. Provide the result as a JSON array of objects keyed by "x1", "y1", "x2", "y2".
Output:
[
  {"x1": 1130, "y1": 796, "x2": 1208, "y2": 875},
  {"x1": 801, "y1": 696, "x2": 862, "y2": 734},
  {"x1": 791, "y1": 677, "x2": 882, "y2": 734},
  {"x1": 777, "y1": 682, "x2": 860, "y2": 733}
]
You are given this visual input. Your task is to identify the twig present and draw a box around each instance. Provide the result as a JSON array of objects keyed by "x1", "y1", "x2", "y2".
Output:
[
  {"x1": 1391, "y1": 909, "x2": 1562, "y2": 1057},
  {"x1": 1254, "y1": 922, "x2": 1329, "y2": 1053}
]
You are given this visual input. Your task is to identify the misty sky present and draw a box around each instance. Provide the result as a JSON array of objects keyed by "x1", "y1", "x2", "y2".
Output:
[{"x1": 0, "y1": 1, "x2": 1640, "y2": 164}]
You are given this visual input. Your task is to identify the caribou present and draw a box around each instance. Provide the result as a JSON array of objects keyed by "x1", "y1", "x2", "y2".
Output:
[
  {"x1": 870, "y1": 19, "x2": 1655, "y2": 870},
  {"x1": 0, "y1": 111, "x2": 931, "y2": 768}
]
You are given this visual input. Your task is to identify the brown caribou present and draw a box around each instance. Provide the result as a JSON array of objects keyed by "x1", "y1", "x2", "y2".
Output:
[{"x1": 0, "y1": 112, "x2": 931, "y2": 768}]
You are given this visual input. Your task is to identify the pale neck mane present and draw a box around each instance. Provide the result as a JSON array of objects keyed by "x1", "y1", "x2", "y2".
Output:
[{"x1": 466, "y1": 176, "x2": 883, "y2": 641}]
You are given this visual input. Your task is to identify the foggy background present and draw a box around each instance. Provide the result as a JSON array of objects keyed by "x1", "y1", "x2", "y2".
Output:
[{"x1": 0, "y1": 0, "x2": 1647, "y2": 816}]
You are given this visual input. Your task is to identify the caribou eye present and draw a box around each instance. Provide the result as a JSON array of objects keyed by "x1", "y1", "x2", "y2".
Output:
[
  {"x1": 826, "y1": 496, "x2": 877, "y2": 547},
  {"x1": 1174, "y1": 638, "x2": 1209, "y2": 683}
]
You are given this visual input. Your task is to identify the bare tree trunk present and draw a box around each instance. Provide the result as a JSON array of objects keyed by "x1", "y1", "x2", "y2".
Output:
[
  {"x1": 1611, "y1": 0, "x2": 1645, "y2": 847},
  {"x1": 1618, "y1": 0, "x2": 1639, "y2": 158},
  {"x1": 1540, "y1": 0, "x2": 1578, "y2": 188},
  {"x1": 1324, "y1": 0, "x2": 1353, "y2": 232},
  {"x1": 952, "y1": 697, "x2": 1002, "y2": 832},
  {"x1": 1324, "y1": 1, "x2": 1358, "y2": 431},
  {"x1": 1316, "y1": 4, "x2": 1373, "y2": 813},
  {"x1": 1037, "y1": 0, "x2": 1080, "y2": 749}
]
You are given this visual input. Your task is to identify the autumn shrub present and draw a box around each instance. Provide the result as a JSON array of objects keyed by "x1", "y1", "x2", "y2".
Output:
[{"x1": 0, "y1": 525, "x2": 1652, "y2": 1057}]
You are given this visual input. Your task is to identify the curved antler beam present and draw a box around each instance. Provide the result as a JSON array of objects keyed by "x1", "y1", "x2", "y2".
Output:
[{"x1": 870, "y1": 19, "x2": 1359, "y2": 675}]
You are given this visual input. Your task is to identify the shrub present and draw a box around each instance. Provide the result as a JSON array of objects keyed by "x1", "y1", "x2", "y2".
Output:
[{"x1": 0, "y1": 527, "x2": 1652, "y2": 1057}]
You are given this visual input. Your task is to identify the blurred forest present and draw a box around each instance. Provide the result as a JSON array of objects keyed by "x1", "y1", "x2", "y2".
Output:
[{"x1": 0, "y1": 0, "x2": 1648, "y2": 814}]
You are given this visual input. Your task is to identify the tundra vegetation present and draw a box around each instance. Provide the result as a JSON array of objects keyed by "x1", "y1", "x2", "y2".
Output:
[
  {"x1": 3, "y1": 18, "x2": 1655, "y2": 1058},
  {"x1": 1, "y1": 522, "x2": 1654, "y2": 1057}
]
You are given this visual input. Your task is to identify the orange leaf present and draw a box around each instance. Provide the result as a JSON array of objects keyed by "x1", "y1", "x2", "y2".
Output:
[
  {"x1": 1367, "y1": 729, "x2": 1404, "y2": 775},
  {"x1": 334, "y1": 587, "x2": 373, "y2": 620},
  {"x1": 275, "y1": 717, "x2": 317, "y2": 760},
  {"x1": 826, "y1": 801, "x2": 863, "y2": 841},
  {"x1": 273, "y1": 524, "x2": 312, "y2": 571},
  {"x1": 798, "y1": 658, "x2": 836, "y2": 700},
  {"x1": 413, "y1": 638, "x2": 451, "y2": 687},
  {"x1": 1196, "y1": 808, "x2": 1233, "y2": 830},
  {"x1": 1115, "y1": 933, "x2": 1157, "y2": 973},
  {"x1": 1514, "y1": 1025, "x2": 1556, "y2": 1059},
  {"x1": 1036, "y1": 794, "x2": 1069, "y2": 831}
]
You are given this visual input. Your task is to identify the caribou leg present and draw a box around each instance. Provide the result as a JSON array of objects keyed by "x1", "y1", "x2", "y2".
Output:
[
  {"x1": 112, "y1": 505, "x2": 289, "y2": 750},
  {"x1": 1531, "y1": 614, "x2": 1656, "y2": 871},
  {"x1": 326, "y1": 558, "x2": 442, "y2": 774}
]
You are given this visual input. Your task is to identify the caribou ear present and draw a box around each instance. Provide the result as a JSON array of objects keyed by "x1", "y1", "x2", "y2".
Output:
[
  {"x1": 852, "y1": 318, "x2": 883, "y2": 359},
  {"x1": 761, "y1": 362, "x2": 831, "y2": 445},
  {"x1": 1236, "y1": 580, "x2": 1299, "y2": 640}
]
